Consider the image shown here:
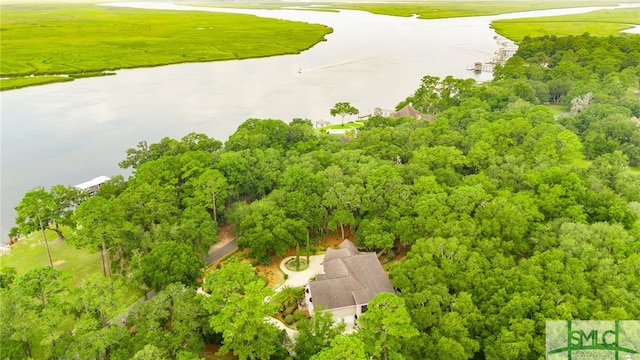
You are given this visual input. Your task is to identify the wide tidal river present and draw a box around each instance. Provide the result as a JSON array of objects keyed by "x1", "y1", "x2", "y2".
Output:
[{"x1": 1, "y1": 2, "x2": 638, "y2": 239}]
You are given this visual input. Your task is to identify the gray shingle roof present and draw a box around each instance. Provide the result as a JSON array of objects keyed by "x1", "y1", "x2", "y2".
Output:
[{"x1": 308, "y1": 240, "x2": 394, "y2": 310}]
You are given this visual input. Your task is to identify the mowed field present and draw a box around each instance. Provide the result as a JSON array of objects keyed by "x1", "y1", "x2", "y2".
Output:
[{"x1": 0, "y1": 3, "x2": 332, "y2": 89}]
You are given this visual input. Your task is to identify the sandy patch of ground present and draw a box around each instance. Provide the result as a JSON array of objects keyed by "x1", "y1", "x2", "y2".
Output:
[
  {"x1": 53, "y1": 260, "x2": 65, "y2": 266},
  {"x1": 200, "y1": 344, "x2": 235, "y2": 359},
  {"x1": 254, "y1": 259, "x2": 285, "y2": 289}
]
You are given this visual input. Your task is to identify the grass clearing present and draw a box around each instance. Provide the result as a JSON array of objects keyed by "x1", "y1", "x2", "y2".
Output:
[
  {"x1": 1, "y1": 230, "x2": 140, "y2": 358},
  {"x1": 545, "y1": 104, "x2": 569, "y2": 116},
  {"x1": 1, "y1": 230, "x2": 142, "y2": 307},
  {"x1": 323, "y1": 121, "x2": 365, "y2": 130},
  {"x1": 2, "y1": 228, "x2": 139, "y2": 300},
  {"x1": 491, "y1": 8, "x2": 640, "y2": 41},
  {"x1": 1, "y1": 3, "x2": 332, "y2": 89},
  {"x1": 1, "y1": 229, "x2": 103, "y2": 286}
]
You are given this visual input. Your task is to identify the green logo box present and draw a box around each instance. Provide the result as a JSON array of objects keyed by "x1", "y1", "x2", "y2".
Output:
[{"x1": 547, "y1": 320, "x2": 640, "y2": 360}]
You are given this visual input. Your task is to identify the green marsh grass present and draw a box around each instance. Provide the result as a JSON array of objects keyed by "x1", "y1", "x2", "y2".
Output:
[
  {"x1": 491, "y1": 8, "x2": 640, "y2": 41},
  {"x1": 323, "y1": 1, "x2": 624, "y2": 20},
  {"x1": 0, "y1": 75, "x2": 74, "y2": 90},
  {"x1": 142, "y1": 1, "x2": 629, "y2": 20},
  {"x1": 70, "y1": 71, "x2": 116, "y2": 79},
  {"x1": 186, "y1": 2, "x2": 339, "y2": 12},
  {"x1": 1, "y1": 4, "x2": 332, "y2": 89}
]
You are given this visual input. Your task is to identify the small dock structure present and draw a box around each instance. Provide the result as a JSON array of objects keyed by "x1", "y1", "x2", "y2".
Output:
[
  {"x1": 75, "y1": 175, "x2": 110, "y2": 196},
  {"x1": 467, "y1": 35, "x2": 518, "y2": 73}
]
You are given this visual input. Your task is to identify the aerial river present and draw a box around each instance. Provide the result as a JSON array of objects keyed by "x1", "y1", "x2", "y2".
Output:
[{"x1": 1, "y1": 2, "x2": 638, "y2": 239}]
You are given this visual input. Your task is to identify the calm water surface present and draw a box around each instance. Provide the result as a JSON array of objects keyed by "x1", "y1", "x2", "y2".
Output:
[{"x1": 1, "y1": 2, "x2": 637, "y2": 239}]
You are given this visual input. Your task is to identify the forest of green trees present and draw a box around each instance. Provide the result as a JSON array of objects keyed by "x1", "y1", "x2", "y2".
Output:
[{"x1": 2, "y1": 33, "x2": 640, "y2": 359}]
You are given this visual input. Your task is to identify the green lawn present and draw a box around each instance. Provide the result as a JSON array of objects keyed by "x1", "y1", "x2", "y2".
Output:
[
  {"x1": 2, "y1": 228, "x2": 137, "y2": 300},
  {"x1": 1, "y1": 228, "x2": 142, "y2": 309},
  {"x1": 323, "y1": 120, "x2": 365, "y2": 130},
  {"x1": 1, "y1": 229, "x2": 141, "y2": 359},
  {"x1": 1, "y1": 229, "x2": 104, "y2": 286},
  {"x1": 491, "y1": 8, "x2": 640, "y2": 41},
  {"x1": 0, "y1": 3, "x2": 332, "y2": 89}
]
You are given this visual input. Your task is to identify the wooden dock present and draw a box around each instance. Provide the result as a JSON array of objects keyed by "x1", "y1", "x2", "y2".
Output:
[{"x1": 467, "y1": 36, "x2": 518, "y2": 73}]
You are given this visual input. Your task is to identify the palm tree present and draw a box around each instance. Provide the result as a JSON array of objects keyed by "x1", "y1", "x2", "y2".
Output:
[{"x1": 275, "y1": 285, "x2": 304, "y2": 309}]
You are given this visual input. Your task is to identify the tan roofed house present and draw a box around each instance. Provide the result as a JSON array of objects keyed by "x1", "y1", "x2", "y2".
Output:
[
  {"x1": 305, "y1": 240, "x2": 394, "y2": 325},
  {"x1": 390, "y1": 104, "x2": 435, "y2": 122}
]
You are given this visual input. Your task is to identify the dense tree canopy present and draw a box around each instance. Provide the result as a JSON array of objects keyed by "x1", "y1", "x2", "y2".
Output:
[
  {"x1": 135, "y1": 242, "x2": 204, "y2": 292},
  {"x1": 294, "y1": 308, "x2": 345, "y2": 360},
  {"x1": 204, "y1": 261, "x2": 287, "y2": 360},
  {"x1": 6, "y1": 32, "x2": 640, "y2": 360}
]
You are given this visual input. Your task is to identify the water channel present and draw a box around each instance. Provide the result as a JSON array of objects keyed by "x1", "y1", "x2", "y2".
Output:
[{"x1": 1, "y1": 2, "x2": 638, "y2": 239}]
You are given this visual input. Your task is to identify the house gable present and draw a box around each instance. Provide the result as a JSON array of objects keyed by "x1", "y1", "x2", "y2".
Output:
[{"x1": 390, "y1": 104, "x2": 434, "y2": 122}]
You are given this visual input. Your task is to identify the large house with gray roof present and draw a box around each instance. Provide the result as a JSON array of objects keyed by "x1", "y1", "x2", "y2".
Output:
[{"x1": 304, "y1": 240, "x2": 394, "y2": 326}]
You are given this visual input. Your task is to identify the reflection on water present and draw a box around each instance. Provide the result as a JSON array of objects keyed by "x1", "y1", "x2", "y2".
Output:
[{"x1": 1, "y1": 2, "x2": 637, "y2": 239}]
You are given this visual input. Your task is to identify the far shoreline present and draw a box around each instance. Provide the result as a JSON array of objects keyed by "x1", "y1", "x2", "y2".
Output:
[
  {"x1": 2, "y1": 0, "x2": 639, "y2": 241},
  {"x1": 3, "y1": 1, "x2": 638, "y2": 91}
]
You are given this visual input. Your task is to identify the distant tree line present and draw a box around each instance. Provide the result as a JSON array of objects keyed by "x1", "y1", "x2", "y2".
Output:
[{"x1": 495, "y1": 33, "x2": 640, "y2": 166}]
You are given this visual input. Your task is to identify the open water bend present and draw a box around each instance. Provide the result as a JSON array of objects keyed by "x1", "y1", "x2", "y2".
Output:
[{"x1": 1, "y1": 2, "x2": 638, "y2": 239}]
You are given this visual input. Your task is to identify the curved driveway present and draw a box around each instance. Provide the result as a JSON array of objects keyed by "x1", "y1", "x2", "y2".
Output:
[{"x1": 275, "y1": 254, "x2": 325, "y2": 292}]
